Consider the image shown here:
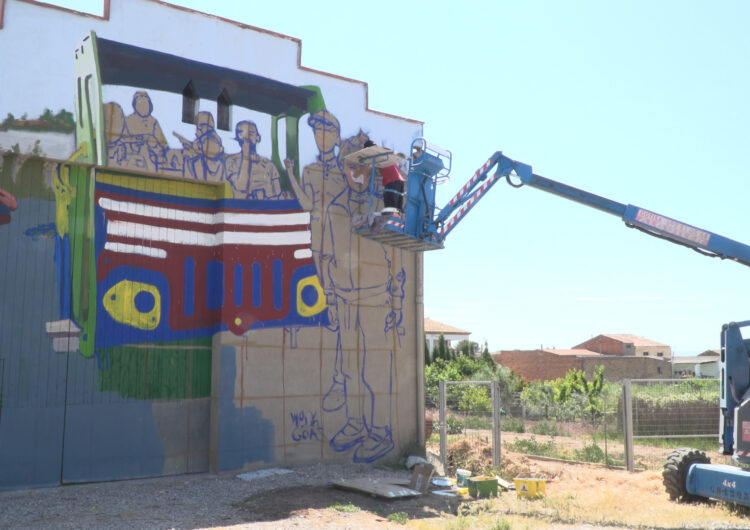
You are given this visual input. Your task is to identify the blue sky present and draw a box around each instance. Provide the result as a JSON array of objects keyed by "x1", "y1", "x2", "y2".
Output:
[{"x1": 54, "y1": 0, "x2": 750, "y2": 354}]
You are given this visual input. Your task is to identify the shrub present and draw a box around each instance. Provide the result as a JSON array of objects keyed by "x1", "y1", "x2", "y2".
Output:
[
  {"x1": 502, "y1": 415, "x2": 525, "y2": 433},
  {"x1": 457, "y1": 385, "x2": 491, "y2": 413},
  {"x1": 447, "y1": 415, "x2": 464, "y2": 434},
  {"x1": 574, "y1": 443, "x2": 605, "y2": 464},
  {"x1": 387, "y1": 512, "x2": 409, "y2": 524},
  {"x1": 530, "y1": 421, "x2": 561, "y2": 436},
  {"x1": 506, "y1": 436, "x2": 558, "y2": 458}
]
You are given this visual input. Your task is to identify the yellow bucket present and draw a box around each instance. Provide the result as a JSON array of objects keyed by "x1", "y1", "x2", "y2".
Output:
[{"x1": 514, "y1": 477, "x2": 546, "y2": 499}]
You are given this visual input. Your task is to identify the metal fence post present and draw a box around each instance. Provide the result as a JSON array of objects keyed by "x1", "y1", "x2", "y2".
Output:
[
  {"x1": 491, "y1": 380, "x2": 501, "y2": 469},
  {"x1": 439, "y1": 380, "x2": 447, "y2": 472},
  {"x1": 622, "y1": 378, "x2": 634, "y2": 472}
]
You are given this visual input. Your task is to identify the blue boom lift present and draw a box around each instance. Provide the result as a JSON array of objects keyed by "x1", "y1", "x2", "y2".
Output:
[{"x1": 354, "y1": 139, "x2": 750, "y2": 506}]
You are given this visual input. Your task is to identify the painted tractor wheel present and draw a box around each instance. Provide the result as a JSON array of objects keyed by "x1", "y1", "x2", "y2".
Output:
[{"x1": 662, "y1": 447, "x2": 711, "y2": 502}]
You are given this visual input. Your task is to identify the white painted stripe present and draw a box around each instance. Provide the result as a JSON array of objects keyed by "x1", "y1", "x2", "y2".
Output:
[
  {"x1": 104, "y1": 241, "x2": 168, "y2": 259},
  {"x1": 294, "y1": 248, "x2": 312, "y2": 259},
  {"x1": 98, "y1": 197, "x2": 310, "y2": 227},
  {"x1": 108, "y1": 220, "x2": 311, "y2": 247}
]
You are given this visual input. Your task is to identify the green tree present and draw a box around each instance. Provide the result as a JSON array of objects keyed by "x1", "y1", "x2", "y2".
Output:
[
  {"x1": 424, "y1": 340, "x2": 431, "y2": 366},
  {"x1": 437, "y1": 334, "x2": 447, "y2": 361},
  {"x1": 40, "y1": 108, "x2": 55, "y2": 122},
  {"x1": 455, "y1": 340, "x2": 478, "y2": 358},
  {"x1": 1, "y1": 113, "x2": 15, "y2": 130},
  {"x1": 480, "y1": 341, "x2": 494, "y2": 367},
  {"x1": 457, "y1": 384, "x2": 491, "y2": 412},
  {"x1": 520, "y1": 366, "x2": 605, "y2": 421},
  {"x1": 424, "y1": 358, "x2": 463, "y2": 406}
]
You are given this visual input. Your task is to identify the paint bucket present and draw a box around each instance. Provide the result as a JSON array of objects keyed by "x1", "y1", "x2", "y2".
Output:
[
  {"x1": 456, "y1": 468, "x2": 472, "y2": 487},
  {"x1": 513, "y1": 477, "x2": 546, "y2": 499},
  {"x1": 468, "y1": 476, "x2": 498, "y2": 498}
]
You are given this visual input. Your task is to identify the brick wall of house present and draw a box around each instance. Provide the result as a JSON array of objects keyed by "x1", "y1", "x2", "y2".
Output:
[
  {"x1": 493, "y1": 350, "x2": 670, "y2": 382},
  {"x1": 493, "y1": 350, "x2": 580, "y2": 381},
  {"x1": 574, "y1": 336, "x2": 626, "y2": 355}
]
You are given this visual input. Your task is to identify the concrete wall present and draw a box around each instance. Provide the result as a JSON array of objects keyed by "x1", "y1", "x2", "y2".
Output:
[
  {"x1": 579, "y1": 356, "x2": 668, "y2": 381},
  {"x1": 0, "y1": 0, "x2": 424, "y2": 489}
]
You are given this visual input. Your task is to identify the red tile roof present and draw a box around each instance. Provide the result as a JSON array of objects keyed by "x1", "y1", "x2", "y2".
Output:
[
  {"x1": 542, "y1": 348, "x2": 602, "y2": 357},
  {"x1": 598, "y1": 334, "x2": 668, "y2": 347},
  {"x1": 423, "y1": 318, "x2": 470, "y2": 335}
]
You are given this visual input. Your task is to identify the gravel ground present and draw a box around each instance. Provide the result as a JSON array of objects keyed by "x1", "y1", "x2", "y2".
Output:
[{"x1": 0, "y1": 463, "x2": 413, "y2": 529}]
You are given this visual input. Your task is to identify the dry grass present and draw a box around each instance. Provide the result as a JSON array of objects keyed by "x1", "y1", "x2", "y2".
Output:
[{"x1": 410, "y1": 439, "x2": 750, "y2": 529}]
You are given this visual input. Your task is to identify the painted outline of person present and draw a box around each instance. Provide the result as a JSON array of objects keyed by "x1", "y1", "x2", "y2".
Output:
[
  {"x1": 285, "y1": 119, "x2": 404, "y2": 463},
  {"x1": 123, "y1": 91, "x2": 168, "y2": 171},
  {"x1": 226, "y1": 120, "x2": 281, "y2": 199},
  {"x1": 175, "y1": 111, "x2": 226, "y2": 183}
]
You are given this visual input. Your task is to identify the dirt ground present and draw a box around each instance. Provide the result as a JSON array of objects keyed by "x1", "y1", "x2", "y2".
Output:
[
  {"x1": 237, "y1": 452, "x2": 750, "y2": 529},
  {"x1": 1, "y1": 427, "x2": 749, "y2": 530},
  {"x1": 3, "y1": 448, "x2": 750, "y2": 529}
]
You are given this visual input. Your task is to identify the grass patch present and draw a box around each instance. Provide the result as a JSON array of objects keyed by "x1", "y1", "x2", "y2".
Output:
[
  {"x1": 530, "y1": 421, "x2": 562, "y2": 436},
  {"x1": 386, "y1": 511, "x2": 409, "y2": 524},
  {"x1": 463, "y1": 414, "x2": 493, "y2": 430},
  {"x1": 506, "y1": 436, "x2": 559, "y2": 458},
  {"x1": 330, "y1": 502, "x2": 361, "y2": 512},
  {"x1": 489, "y1": 521, "x2": 511, "y2": 530},
  {"x1": 632, "y1": 436, "x2": 719, "y2": 451},
  {"x1": 502, "y1": 416, "x2": 525, "y2": 433}
]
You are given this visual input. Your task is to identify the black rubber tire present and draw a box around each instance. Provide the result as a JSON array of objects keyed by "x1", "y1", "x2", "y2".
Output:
[{"x1": 662, "y1": 447, "x2": 711, "y2": 502}]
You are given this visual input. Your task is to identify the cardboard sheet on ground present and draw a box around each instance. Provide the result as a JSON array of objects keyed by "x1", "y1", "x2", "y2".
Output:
[
  {"x1": 331, "y1": 463, "x2": 434, "y2": 499},
  {"x1": 331, "y1": 478, "x2": 422, "y2": 499}
]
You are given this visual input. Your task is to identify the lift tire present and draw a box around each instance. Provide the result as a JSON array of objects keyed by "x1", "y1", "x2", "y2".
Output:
[{"x1": 662, "y1": 447, "x2": 711, "y2": 502}]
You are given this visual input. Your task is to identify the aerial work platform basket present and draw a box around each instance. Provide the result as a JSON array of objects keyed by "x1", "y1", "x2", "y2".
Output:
[{"x1": 349, "y1": 138, "x2": 452, "y2": 251}]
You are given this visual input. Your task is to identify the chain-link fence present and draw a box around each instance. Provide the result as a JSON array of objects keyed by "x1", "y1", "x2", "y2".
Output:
[
  {"x1": 623, "y1": 378, "x2": 728, "y2": 470},
  {"x1": 500, "y1": 383, "x2": 624, "y2": 468},
  {"x1": 431, "y1": 380, "x2": 624, "y2": 473},
  {"x1": 433, "y1": 380, "x2": 501, "y2": 473},
  {"x1": 429, "y1": 377, "x2": 728, "y2": 474}
]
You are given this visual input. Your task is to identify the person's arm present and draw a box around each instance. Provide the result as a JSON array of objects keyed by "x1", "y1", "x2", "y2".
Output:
[{"x1": 284, "y1": 159, "x2": 312, "y2": 211}]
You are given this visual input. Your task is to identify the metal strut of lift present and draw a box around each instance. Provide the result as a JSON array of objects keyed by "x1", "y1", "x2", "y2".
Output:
[{"x1": 433, "y1": 150, "x2": 750, "y2": 268}]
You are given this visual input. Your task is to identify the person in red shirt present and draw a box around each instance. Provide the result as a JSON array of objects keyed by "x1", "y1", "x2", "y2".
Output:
[{"x1": 364, "y1": 140, "x2": 404, "y2": 217}]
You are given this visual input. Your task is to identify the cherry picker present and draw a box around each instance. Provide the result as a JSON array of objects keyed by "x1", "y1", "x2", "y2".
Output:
[{"x1": 354, "y1": 138, "x2": 750, "y2": 506}]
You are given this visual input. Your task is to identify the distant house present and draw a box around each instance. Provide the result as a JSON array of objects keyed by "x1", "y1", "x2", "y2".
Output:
[
  {"x1": 424, "y1": 318, "x2": 471, "y2": 353},
  {"x1": 671, "y1": 353, "x2": 720, "y2": 378},
  {"x1": 574, "y1": 334, "x2": 672, "y2": 360},
  {"x1": 493, "y1": 347, "x2": 670, "y2": 382}
]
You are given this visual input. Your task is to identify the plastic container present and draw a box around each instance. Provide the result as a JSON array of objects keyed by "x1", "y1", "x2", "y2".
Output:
[
  {"x1": 513, "y1": 477, "x2": 546, "y2": 499},
  {"x1": 468, "y1": 476, "x2": 498, "y2": 498},
  {"x1": 456, "y1": 468, "x2": 472, "y2": 487}
]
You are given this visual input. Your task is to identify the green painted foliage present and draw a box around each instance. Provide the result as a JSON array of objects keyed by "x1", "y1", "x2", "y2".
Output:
[
  {"x1": 1, "y1": 109, "x2": 75, "y2": 133},
  {"x1": 98, "y1": 342, "x2": 211, "y2": 400}
]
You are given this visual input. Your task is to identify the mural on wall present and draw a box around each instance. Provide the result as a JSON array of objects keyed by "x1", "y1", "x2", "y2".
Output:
[
  {"x1": 0, "y1": 20, "x2": 418, "y2": 490},
  {"x1": 42, "y1": 89, "x2": 323, "y2": 355},
  {"x1": 104, "y1": 93, "x2": 292, "y2": 201},
  {"x1": 287, "y1": 110, "x2": 406, "y2": 463},
  {"x1": 99, "y1": 92, "x2": 408, "y2": 463}
]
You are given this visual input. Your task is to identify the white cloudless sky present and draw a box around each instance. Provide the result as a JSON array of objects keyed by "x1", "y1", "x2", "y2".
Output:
[{"x1": 50, "y1": 0, "x2": 750, "y2": 355}]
